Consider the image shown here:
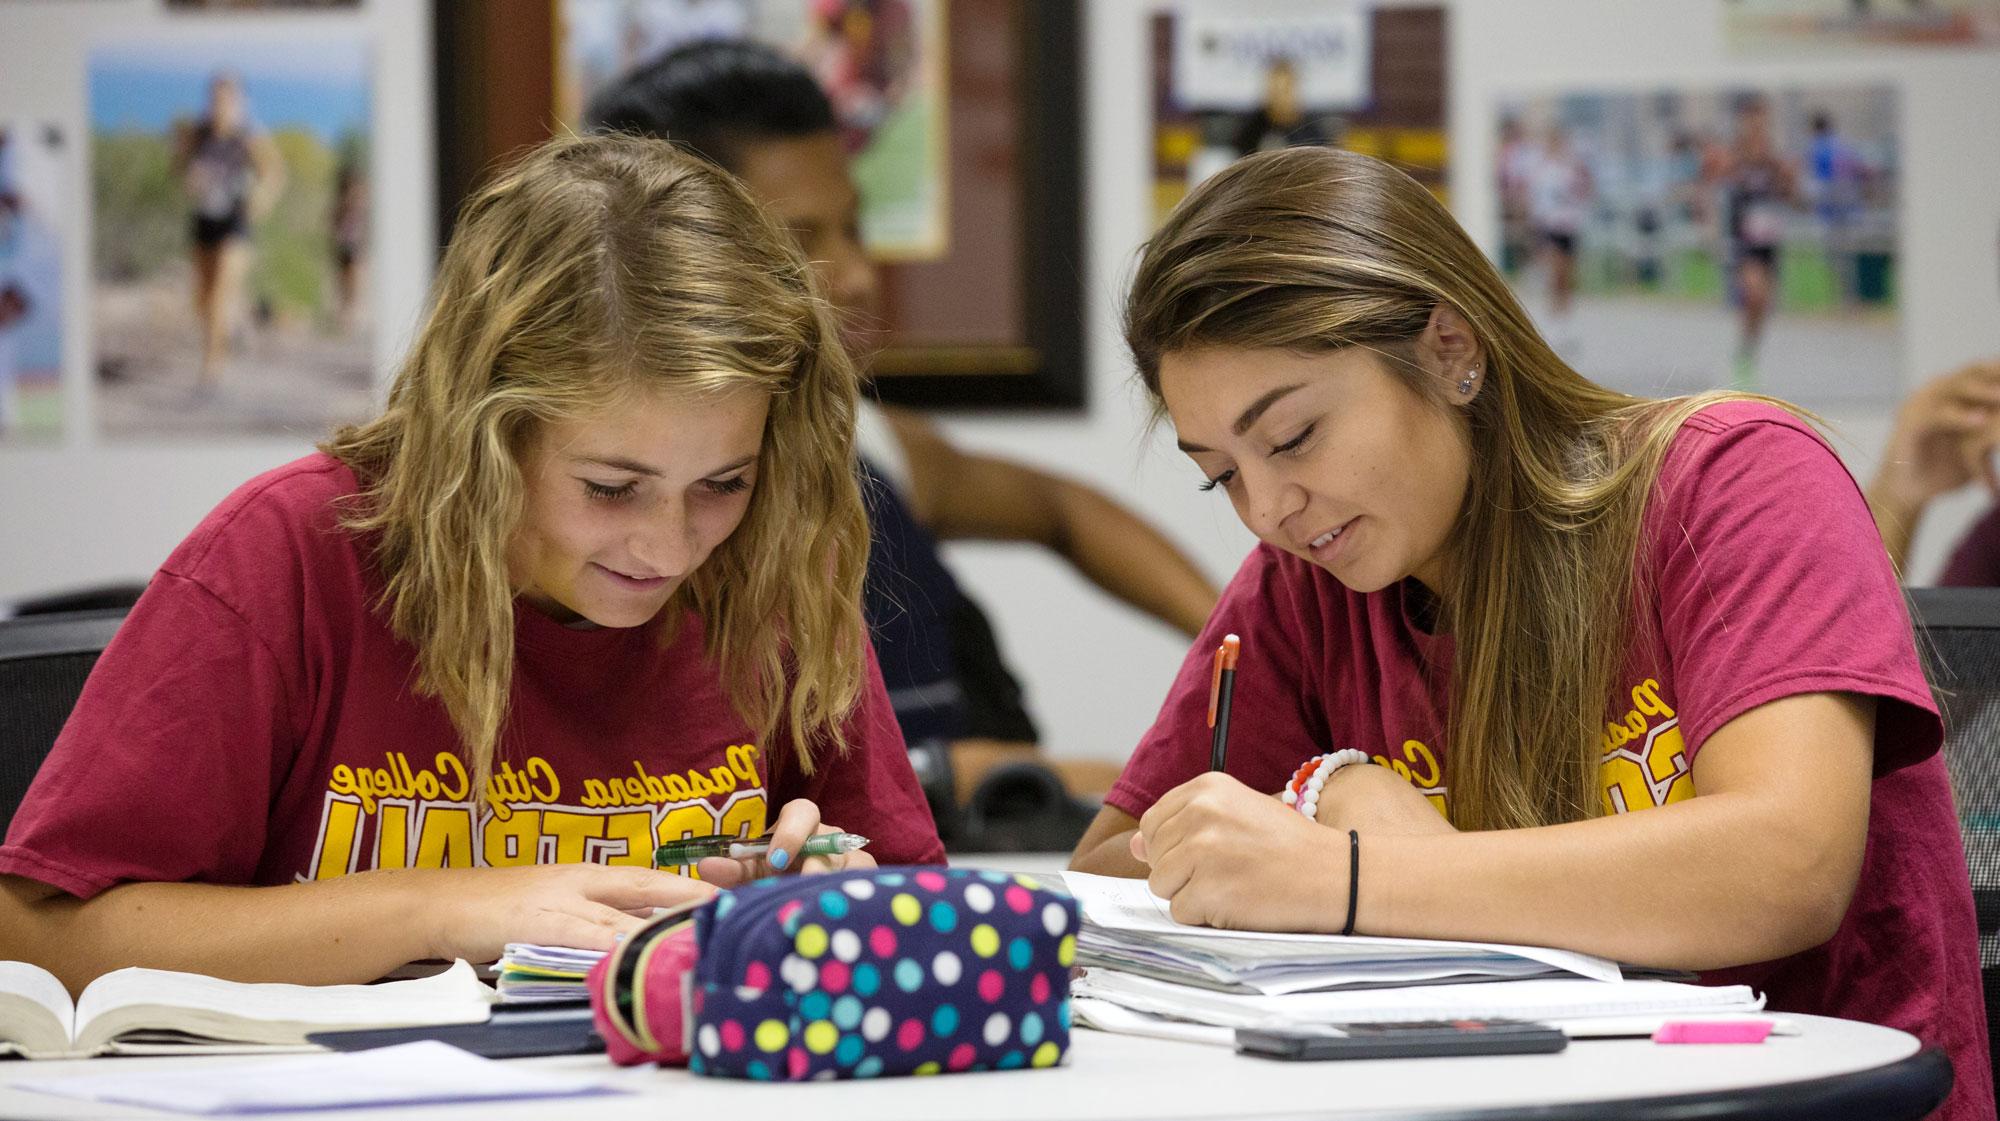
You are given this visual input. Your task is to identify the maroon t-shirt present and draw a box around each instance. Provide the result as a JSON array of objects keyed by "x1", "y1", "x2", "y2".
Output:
[
  {"x1": 0, "y1": 454, "x2": 944, "y2": 902},
  {"x1": 1111, "y1": 403, "x2": 1991, "y2": 1121}
]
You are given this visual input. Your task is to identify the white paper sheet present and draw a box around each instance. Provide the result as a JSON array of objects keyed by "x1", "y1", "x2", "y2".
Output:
[
  {"x1": 13, "y1": 1040, "x2": 618, "y2": 1113},
  {"x1": 1062, "y1": 871, "x2": 1623, "y2": 983}
]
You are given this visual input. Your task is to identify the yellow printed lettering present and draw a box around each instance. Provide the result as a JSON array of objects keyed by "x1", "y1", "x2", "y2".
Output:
[
  {"x1": 482, "y1": 807, "x2": 542, "y2": 867},
  {"x1": 717, "y1": 791, "x2": 768, "y2": 847},
  {"x1": 376, "y1": 800, "x2": 412, "y2": 870},
  {"x1": 414, "y1": 804, "x2": 475, "y2": 868},
  {"x1": 526, "y1": 757, "x2": 560, "y2": 803},
  {"x1": 728, "y1": 743, "x2": 761, "y2": 785},
  {"x1": 412, "y1": 769, "x2": 440, "y2": 801},
  {"x1": 636, "y1": 764, "x2": 668, "y2": 803},
  {"x1": 581, "y1": 778, "x2": 611, "y2": 808},
  {"x1": 1631, "y1": 678, "x2": 1675, "y2": 719},
  {"x1": 436, "y1": 753, "x2": 469, "y2": 802},
  {"x1": 1398, "y1": 740, "x2": 1441, "y2": 787},
  {"x1": 663, "y1": 774, "x2": 692, "y2": 801},
  {"x1": 542, "y1": 811, "x2": 607, "y2": 864},
  {"x1": 708, "y1": 766, "x2": 736, "y2": 795},
  {"x1": 604, "y1": 811, "x2": 655, "y2": 867},
  {"x1": 312, "y1": 796, "x2": 363, "y2": 880},
  {"x1": 624, "y1": 777, "x2": 647, "y2": 803},
  {"x1": 329, "y1": 765, "x2": 356, "y2": 798}
]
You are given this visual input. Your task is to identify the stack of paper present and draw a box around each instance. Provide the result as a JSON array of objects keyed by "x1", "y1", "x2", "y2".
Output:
[
  {"x1": 1061, "y1": 872, "x2": 1765, "y2": 1040},
  {"x1": 1064, "y1": 872, "x2": 1622, "y2": 994},
  {"x1": 496, "y1": 944, "x2": 605, "y2": 1004}
]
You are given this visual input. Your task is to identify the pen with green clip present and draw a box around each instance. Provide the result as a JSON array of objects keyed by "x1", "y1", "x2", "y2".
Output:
[{"x1": 653, "y1": 831, "x2": 870, "y2": 869}]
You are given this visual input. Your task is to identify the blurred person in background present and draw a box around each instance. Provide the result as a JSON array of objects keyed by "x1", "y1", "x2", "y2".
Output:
[
  {"x1": 1527, "y1": 124, "x2": 1591, "y2": 354},
  {"x1": 1867, "y1": 359, "x2": 2000, "y2": 583},
  {"x1": 329, "y1": 152, "x2": 368, "y2": 334},
  {"x1": 172, "y1": 72, "x2": 284, "y2": 395},
  {"x1": 1231, "y1": 58, "x2": 1329, "y2": 158},
  {"x1": 1805, "y1": 110, "x2": 1870, "y2": 308},
  {"x1": 588, "y1": 40, "x2": 1220, "y2": 842},
  {"x1": 1710, "y1": 95, "x2": 1797, "y2": 387}
]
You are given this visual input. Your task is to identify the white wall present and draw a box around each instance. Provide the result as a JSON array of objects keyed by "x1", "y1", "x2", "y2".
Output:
[
  {"x1": 928, "y1": 0, "x2": 2000, "y2": 766},
  {"x1": 0, "y1": 0, "x2": 435, "y2": 600},
  {"x1": 2, "y1": 0, "x2": 1997, "y2": 768}
]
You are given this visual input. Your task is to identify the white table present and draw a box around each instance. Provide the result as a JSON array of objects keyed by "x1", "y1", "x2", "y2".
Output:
[{"x1": 0, "y1": 1014, "x2": 1948, "y2": 1121}]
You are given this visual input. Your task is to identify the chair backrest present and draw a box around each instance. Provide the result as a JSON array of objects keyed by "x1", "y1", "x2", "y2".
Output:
[
  {"x1": 0, "y1": 609, "x2": 126, "y2": 839},
  {"x1": 1908, "y1": 586, "x2": 2000, "y2": 1086}
]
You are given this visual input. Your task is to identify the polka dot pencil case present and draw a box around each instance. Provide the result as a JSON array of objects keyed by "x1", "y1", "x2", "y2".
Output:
[{"x1": 590, "y1": 866, "x2": 1080, "y2": 1080}]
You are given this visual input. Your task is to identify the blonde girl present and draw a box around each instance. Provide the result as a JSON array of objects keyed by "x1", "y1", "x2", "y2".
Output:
[{"x1": 1, "y1": 134, "x2": 942, "y2": 991}]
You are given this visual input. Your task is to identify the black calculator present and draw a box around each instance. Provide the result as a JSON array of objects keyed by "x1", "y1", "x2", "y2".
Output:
[{"x1": 1236, "y1": 1018, "x2": 1569, "y2": 1061}]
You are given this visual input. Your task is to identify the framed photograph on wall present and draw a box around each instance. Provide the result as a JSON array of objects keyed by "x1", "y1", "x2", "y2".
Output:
[
  {"x1": 1150, "y1": 3, "x2": 1448, "y2": 229},
  {"x1": 90, "y1": 33, "x2": 375, "y2": 439},
  {"x1": 435, "y1": 0, "x2": 1084, "y2": 409},
  {"x1": 0, "y1": 122, "x2": 67, "y2": 442},
  {"x1": 1493, "y1": 83, "x2": 1900, "y2": 405}
]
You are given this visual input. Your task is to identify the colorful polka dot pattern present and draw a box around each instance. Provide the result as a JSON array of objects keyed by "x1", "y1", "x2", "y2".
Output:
[{"x1": 685, "y1": 866, "x2": 1077, "y2": 1081}]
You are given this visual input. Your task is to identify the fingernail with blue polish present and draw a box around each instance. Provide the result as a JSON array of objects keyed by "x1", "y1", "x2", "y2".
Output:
[{"x1": 769, "y1": 848, "x2": 790, "y2": 870}]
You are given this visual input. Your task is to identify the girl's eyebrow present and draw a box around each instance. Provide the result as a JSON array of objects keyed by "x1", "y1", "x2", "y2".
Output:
[
  {"x1": 571, "y1": 454, "x2": 661, "y2": 477},
  {"x1": 1177, "y1": 382, "x2": 1308, "y2": 453}
]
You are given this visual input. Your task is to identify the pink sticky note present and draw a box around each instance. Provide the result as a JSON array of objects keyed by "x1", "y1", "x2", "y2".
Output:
[{"x1": 1652, "y1": 1020, "x2": 1775, "y2": 1044}]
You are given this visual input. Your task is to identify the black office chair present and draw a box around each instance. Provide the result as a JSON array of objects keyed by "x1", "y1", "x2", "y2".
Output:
[
  {"x1": 0, "y1": 609, "x2": 126, "y2": 838},
  {"x1": 1910, "y1": 586, "x2": 2000, "y2": 1093}
]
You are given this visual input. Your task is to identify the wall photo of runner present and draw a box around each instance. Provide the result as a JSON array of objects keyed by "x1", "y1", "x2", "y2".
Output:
[
  {"x1": 90, "y1": 34, "x2": 372, "y2": 439},
  {"x1": 1495, "y1": 84, "x2": 1899, "y2": 406}
]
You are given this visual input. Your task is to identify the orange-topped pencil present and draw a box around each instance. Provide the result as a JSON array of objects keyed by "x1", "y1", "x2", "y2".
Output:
[{"x1": 1207, "y1": 633, "x2": 1240, "y2": 772}]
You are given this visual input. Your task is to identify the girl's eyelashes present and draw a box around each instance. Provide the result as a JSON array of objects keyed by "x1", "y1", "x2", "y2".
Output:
[
  {"x1": 1273, "y1": 423, "x2": 1317, "y2": 456},
  {"x1": 1197, "y1": 469, "x2": 1236, "y2": 493},
  {"x1": 583, "y1": 479, "x2": 637, "y2": 502},
  {"x1": 583, "y1": 474, "x2": 752, "y2": 502}
]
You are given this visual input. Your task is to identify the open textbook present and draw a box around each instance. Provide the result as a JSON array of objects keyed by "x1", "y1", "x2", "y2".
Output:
[
  {"x1": 1062, "y1": 871, "x2": 1623, "y2": 993},
  {"x1": 0, "y1": 959, "x2": 493, "y2": 1059}
]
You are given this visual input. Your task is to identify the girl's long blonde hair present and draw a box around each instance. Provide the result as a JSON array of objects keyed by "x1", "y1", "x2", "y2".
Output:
[
  {"x1": 1127, "y1": 146, "x2": 1781, "y2": 831},
  {"x1": 323, "y1": 133, "x2": 869, "y2": 787}
]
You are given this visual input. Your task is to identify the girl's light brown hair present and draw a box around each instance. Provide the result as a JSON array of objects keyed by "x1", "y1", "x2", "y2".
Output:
[
  {"x1": 1127, "y1": 146, "x2": 1780, "y2": 831},
  {"x1": 323, "y1": 132, "x2": 869, "y2": 788}
]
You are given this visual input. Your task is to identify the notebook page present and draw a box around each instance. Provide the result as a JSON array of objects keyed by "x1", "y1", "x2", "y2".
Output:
[
  {"x1": 73, "y1": 959, "x2": 494, "y2": 1052},
  {"x1": 1063, "y1": 871, "x2": 1621, "y2": 982},
  {"x1": 0, "y1": 961, "x2": 74, "y2": 1054}
]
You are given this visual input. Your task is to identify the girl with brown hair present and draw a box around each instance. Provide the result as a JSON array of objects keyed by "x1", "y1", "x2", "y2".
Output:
[
  {"x1": 1071, "y1": 146, "x2": 1988, "y2": 1121},
  {"x1": 0, "y1": 133, "x2": 942, "y2": 992}
]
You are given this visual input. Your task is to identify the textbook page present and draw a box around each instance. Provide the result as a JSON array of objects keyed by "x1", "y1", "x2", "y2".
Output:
[
  {"x1": 72, "y1": 959, "x2": 494, "y2": 1055},
  {"x1": 1062, "y1": 871, "x2": 1621, "y2": 983},
  {"x1": 0, "y1": 961, "x2": 73, "y2": 1057}
]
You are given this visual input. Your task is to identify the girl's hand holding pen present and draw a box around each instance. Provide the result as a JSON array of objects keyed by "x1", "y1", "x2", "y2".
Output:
[
  {"x1": 1130, "y1": 771, "x2": 1347, "y2": 933},
  {"x1": 694, "y1": 798, "x2": 878, "y2": 887}
]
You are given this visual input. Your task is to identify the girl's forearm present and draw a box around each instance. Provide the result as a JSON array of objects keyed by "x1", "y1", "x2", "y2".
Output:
[
  {"x1": 1, "y1": 869, "x2": 442, "y2": 996},
  {"x1": 1358, "y1": 792, "x2": 1857, "y2": 970}
]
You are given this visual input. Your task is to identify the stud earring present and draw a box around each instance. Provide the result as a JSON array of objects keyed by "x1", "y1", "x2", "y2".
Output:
[{"x1": 1457, "y1": 368, "x2": 1480, "y2": 396}]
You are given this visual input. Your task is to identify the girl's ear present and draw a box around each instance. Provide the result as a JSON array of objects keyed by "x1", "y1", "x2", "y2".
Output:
[{"x1": 1418, "y1": 303, "x2": 1487, "y2": 405}]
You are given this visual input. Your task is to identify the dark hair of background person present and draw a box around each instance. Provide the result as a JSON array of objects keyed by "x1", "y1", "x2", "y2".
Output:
[{"x1": 583, "y1": 39, "x2": 833, "y2": 174}]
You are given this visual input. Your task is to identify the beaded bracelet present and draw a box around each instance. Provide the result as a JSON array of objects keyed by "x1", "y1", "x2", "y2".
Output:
[{"x1": 1279, "y1": 749, "x2": 1371, "y2": 820}]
